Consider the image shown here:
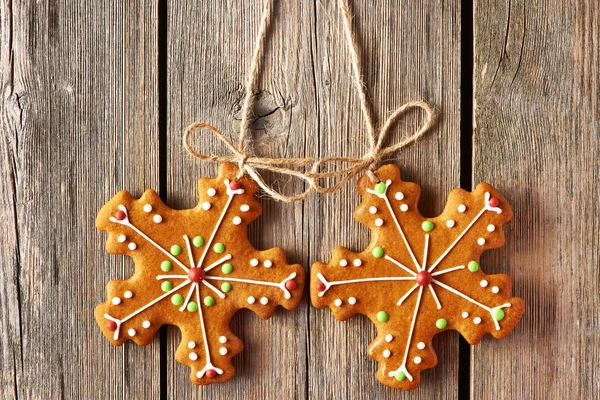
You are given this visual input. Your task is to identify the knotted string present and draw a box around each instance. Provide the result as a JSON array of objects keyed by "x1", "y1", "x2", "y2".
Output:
[{"x1": 184, "y1": 0, "x2": 435, "y2": 201}]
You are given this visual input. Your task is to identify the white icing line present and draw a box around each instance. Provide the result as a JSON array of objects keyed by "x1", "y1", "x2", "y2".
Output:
[
  {"x1": 381, "y1": 193, "x2": 421, "y2": 271},
  {"x1": 397, "y1": 283, "x2": 419, "y2": 306},
  {"x1": 156, "y1": 274, "x2": 188, "y2": 280},
  {"x1": 421, "y1": 234, "x2": 430, "y2": 271},
  {"x1": 110, "y1": 205, "x2": 189, "y2": 273},
  {"x1": 428, "y1": 285, "x2": 442, "y2": 309},
  {"x1": 384, "y1": 255, "x2": 417, "y2": 276},
  {"x1": 183, "y1": 235, "x2": 195, "y2": 269},
  {"x1": 317, "y1": 272, "x2": 414, "y2": 297},
  {"x1": 201, "y1": 279, "x2": 226, "y2": 299},
  {"x1": 194, "y1": 285, "x2": 223, "y2": 378},
  {"x1": 205, "y1": 272, "x2": 297, "y2": 299},
  {"x1": 179, "y1": 283, "x2": 197, "y2": 311},
  {"x1": 431, "y1": 265, "x2": 465, "y2": 276},
  {"x1": 202, "y1": 254, "x2": 233, "y2": 272}
]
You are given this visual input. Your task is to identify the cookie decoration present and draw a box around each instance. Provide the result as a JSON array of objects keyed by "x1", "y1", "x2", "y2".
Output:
[
  {"x1": 95, "y1": 162, "x2": 304, "y2": 384},
  {"x1": 311, "y1": 164, "x2": 524, "y2": 389}
]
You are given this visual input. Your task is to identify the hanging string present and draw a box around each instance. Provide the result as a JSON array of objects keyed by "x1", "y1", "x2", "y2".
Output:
[{"x1": 184, "y1": 0, "x2": 435, "y2": 201}]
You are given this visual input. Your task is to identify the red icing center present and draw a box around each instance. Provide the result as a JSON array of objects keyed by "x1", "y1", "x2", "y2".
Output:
[
  {"x1": 416, "y1": 270, "x2": 432, "y2": 286},
  {"x1": 205, "y1": 369, "x2": 217, "y2": 379},
  {"x1": 187, "y1": 268, "x2": 206, "y2": 283},
  {"x1": 315, "y1": 281, "x2": 326, "y2": 292},
  {"x1": 229, "y1": 180, "x2": 241, "y2": 190},
  {"x1": 114, "y1": 210, "x2": 126, "y2": 220},
  {"x1": 285, "y1": 279, "x2": 297, "y2": 291},
  {"x1": 106, "y1": 320, "x2": 118, "y2": 332},
  {"x1": 489, "y1": 197, "x2": 499, "y2": 207}
]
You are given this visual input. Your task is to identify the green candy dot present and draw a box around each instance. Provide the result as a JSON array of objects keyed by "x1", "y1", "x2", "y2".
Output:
[
  {"x1": 468, "y1": 261, "x2": 479, "y2": 272},
  {"x1": 221, "y1": 282, "x2": 232, "y2": 293},
  {"x1": 395, "y1": 371, "x2": 406, "y2": 381},
  {"x1": 160, "y1": 261, "x2": 172, "y2": 272},
  {"x1": 186, "y1": 301, "x2": 198, "y2": 312},
  {"x1": 171, "y1": 294, "x2": 183, "y2": 306},
  {"x1": 422, "y1": 221, "x2": 434, "y2": 232},
  {"x1": 193, "y1": 236, "x2": 205, "y2": 247},
  {"x1": 436, "y1": 318, "x2": 448, "y2": 329},
  {"x1": 376, "y1": 311, "x2": 389, "y2": 322},
  {"x1": 204, "y1": 296, "x2": 215, "y2": 306},
  {"x1": 161, "y1": 281, "x2": 173, "y2": 292},
  {"x1": 372, "y1": 246, "x2": 384, "y2": 258},
  {"x1": 492, "y1": 308, "x2": 505, "y2": 321},
  {"x1": 375, "y1": 182, "x2": 387, "y2": 194},
  {"x1": 213, "y1": 243, "x2": 225, "y2": 253},
  {"x1": 221, "y1": 263, "x2": 233, "y2": 274},
  {"x1": 170, "y1": 245, "x2": 182, "y2": 256}
]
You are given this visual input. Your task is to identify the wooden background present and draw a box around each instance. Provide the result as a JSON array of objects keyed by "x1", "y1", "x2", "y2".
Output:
[{"x1": 1, "y1": 0, "x2": 598, "y2": 398}]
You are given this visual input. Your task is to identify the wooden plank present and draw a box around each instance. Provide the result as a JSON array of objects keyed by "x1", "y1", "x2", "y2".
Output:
[
  {"x1": 472, "y1": 0, "x2": 600, "y2": 398},
  {"x1": 308, "y1": 0, "x2": 461, "y2": 398},
  {"x1": 165, "y1": 0, "x2": 314, "y2": 397},
  {"x1": 0, "y1": 1, "x2": 159, "y2": 398}
]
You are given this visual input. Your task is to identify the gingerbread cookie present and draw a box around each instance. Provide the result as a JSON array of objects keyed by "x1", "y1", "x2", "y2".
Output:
[
  {"x1": 95, "y1": 162, "x2": 304, "y2": 384},
  {"x1": 311, "y1": 164, "x2": 524, "y2": 389}
]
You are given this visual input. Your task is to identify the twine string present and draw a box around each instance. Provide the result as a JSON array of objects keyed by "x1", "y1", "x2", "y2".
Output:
[{"x1": 184, "y1": 0, "x2": 435, "y2": 201}]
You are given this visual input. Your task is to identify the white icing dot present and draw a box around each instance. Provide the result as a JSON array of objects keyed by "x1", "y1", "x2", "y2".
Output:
[
  {"x1": 446, "y1": 220, "x2": 455, "y2": 228},
  {"x1": 383, "y1": 350, "x2": 391, "y2": 358},
  {"x1": 124, "y1": 291, "x2": 133, "y2": 299},
  {"x1": 480, "y1": 280, "x2": 489, "y2": 287},
  {"x1": 250, "y1": 259, "x2": 259, "y2": 266},
  {"x1": 462, "y1": 312, "x2": 469, "y2": 318},
  {"x1": 417, "y1": 342, "x2": 425, "y2": 350},
  {"x1": 118, "y1": 234, "x2": 126, "y2": 243},
  {"x1": 414, "y1": 356, "x2": 422, "y2": 364},
  {"x1": 348, "y1": 297, "x2": 356, "y2": 305},
  {"x1": 473, "y1": 317, "x2": 482, "y2": 325},
  {"x1": 477, "y1": 237, "x2": 486, "y2": 245},
  {"x1": 232, "y1": 216, "x2": 242, "y2": 225},
  {"x1": 247, "y1": 296, "x2": 256, "y2": 304},
  {"x1": 142, "y1": 321, "x2": 151, "y2": 329},
  {"x1": 260, "y1": 297, "x2": 269, "y2": 305},
  {"x1": 395, "y1": 192, "x2": 404, "y2": 200},
  {"x1": 153, "y1": 215, "x2": 162, "y2": 223},
  {"x1": 219, "y1": 336, "x2": 227, "y2": 344},
  {"x1": 353, "y1": 259, "x2": 362, "y2": 267},
  {"x1": 264, "y1": 260, "x2": 273, "y2": 268},
  {"x1": 492, "y1": 286, "x2": 500, "y2": 293},
  {"x1": 188, "y1": 341, "x2": 196, "y2": 349},
  {"x1": 458, "y1": 204, "x2": 467, "y2": 213},
  {"x1": 202, "y1": 202, "x2": 211, "y2": 210},
  {"x1": 340, "y1": 259, "x2": 348, "y2": 267},
  {"x1": 334, "y1": 299, "x2": 342, "y2": 307},
  {"x1": 487, "y1": 224, "x2": 496, "y2": 232},
  {"x1": 400, "y1": 204, "x2": 409, "y2": 212},
  {"x1": 219, "y1": 347, "x2": 228, "y2": 355},
  {"x1": 128, "y1": 242, "x2": 137, "y2": 250},
  {"x1": 112, "y1": 297, "x2": 121, "y2": 305},
  {"x1": 196, "y1": 372, "x2": 202, "y2": 378},
  {"x1": 369, "y1": 206, "x2": 377, "y2": 214},
  {"x1": 207, "y1": 188, "x2": 216, "y2": 197},
  {"x1": 143, "y1": 204, "x2": 153, "y2": 213},
  {"x1": 385, "y1": 334, "x2": 393, "y2": 343},
  {"x1": 128, "y1": 328, "x2": 136, "y2": 337},
  {"x1": 240, "y1": 204, "x2": 250, "y2": 212},
  {"x1": 189, "y1": 352, "x2": 198, "y2": 361},
  {"x1": 375, "y1": 218, "x2": 384, "y2": 227}
]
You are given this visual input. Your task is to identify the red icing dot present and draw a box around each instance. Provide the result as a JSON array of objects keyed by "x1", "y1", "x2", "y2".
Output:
[
  {"x1": 114, "y1": 210, "x2": 126, "y2": 220},
  {"x1": 416, "y1": 271, "x2": 432, "y2": 286},
  {"x1": 489, "y1": 197, "x2": 499, "y2": 207},
  {"x1": 229, "y1": 180, "x2": 241, "y2": 190},
  {"x1": 205, "y1": 369, "x2": 217, "y2": 379},
  {"x1": 187, "y1": 268, "x2": 206, "y2": 283},
  {"x1": 316, "y1": 281, "x2": 326, "y2": 292},
  {"x1": 285, "y1": 279, "x2": 297, "y2": 291},
  {"x1": 106, "y1": 320, "x2": 117, "y2": 332}
]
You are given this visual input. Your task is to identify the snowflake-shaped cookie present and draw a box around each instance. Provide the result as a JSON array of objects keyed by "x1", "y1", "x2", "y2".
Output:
[
  {"x1": 95, "y1": 162, "x2": 304, "y2": 384},
  {"x1": 311, "y1": 164, "x2": 524, "y2": 389}
]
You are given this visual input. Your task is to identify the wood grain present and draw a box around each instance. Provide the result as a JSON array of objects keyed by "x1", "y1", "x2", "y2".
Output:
[{"x1": 472, "y1": 0, "x2": 600, "y2": 398}]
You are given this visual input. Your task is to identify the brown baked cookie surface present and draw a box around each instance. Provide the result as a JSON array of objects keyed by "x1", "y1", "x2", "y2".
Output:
[
  {"x1": 311, "y1": 164, "x2": 524, "y2": 390},
  {"x1": 95, "y1": 162, "x2": 304, "y2": 384}
]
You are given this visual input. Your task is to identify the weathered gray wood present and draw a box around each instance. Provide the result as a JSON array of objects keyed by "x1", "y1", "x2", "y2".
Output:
[
  {"x1": 165, "y1": 0, "x2": 314, "y2": 397},
  {"x1": 0, "y1": 1, "x2": 159, "y2": 398},
  {"x1": 472, "y1": 0, "x2": 600, "y2": 398},
  {"x1": 307, "y1": 0, "x2": 461, "y2": 398}
]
